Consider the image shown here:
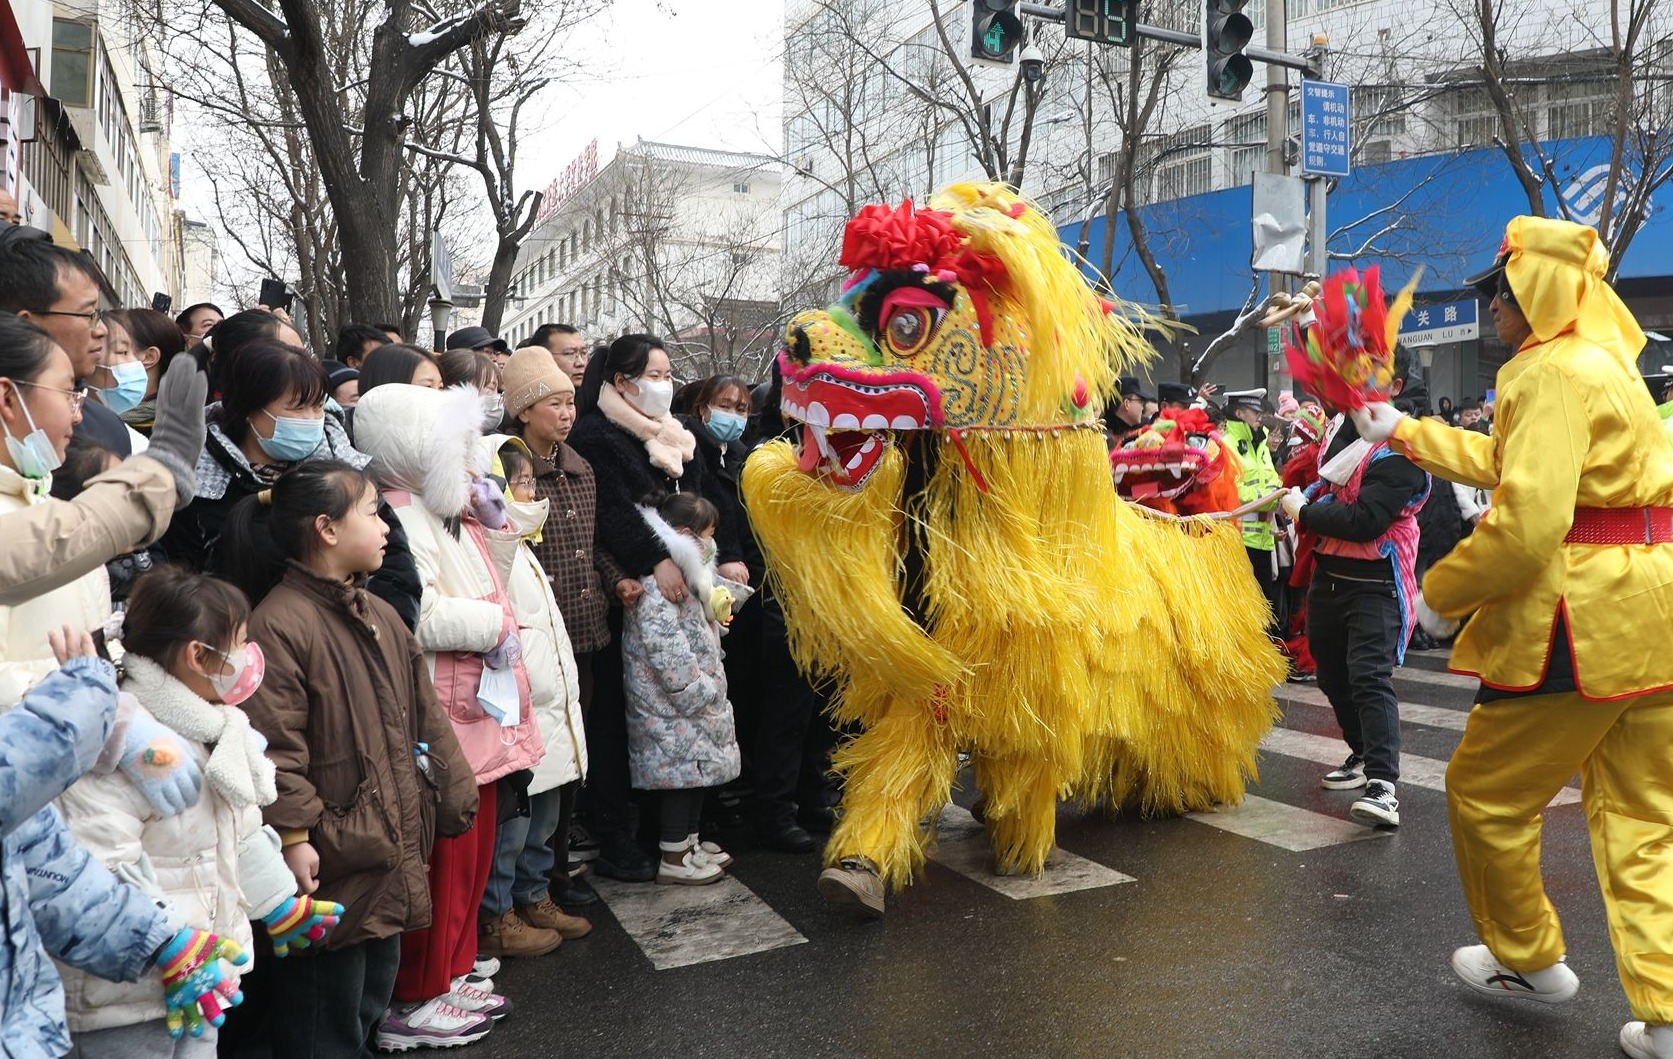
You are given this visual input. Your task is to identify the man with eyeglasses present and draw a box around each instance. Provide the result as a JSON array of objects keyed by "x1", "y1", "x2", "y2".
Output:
[
  {"x1": 521, "y1": 323, "x2": 590, "y2": 388},
  {"x1": 0, "y1": 228, "x2": 130, "y2": 456}
]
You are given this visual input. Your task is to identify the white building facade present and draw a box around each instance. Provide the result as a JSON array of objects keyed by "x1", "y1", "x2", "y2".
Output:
[
  {"x1": 2, "y1": 0, "x2": 194, "y2": 306},
  {"x1": 501, "y1": 138, "x2": 784, "y2": 380}
]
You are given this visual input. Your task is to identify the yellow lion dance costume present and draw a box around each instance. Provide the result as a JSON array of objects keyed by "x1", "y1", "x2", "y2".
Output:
[{"x1": 742, "y1": 184, "x2": 1286, "y2": 916}]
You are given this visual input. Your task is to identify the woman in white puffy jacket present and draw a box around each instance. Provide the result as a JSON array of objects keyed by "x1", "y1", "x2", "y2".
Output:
[
  {"x1": 56, "y1": 566, "x2": 339, "y2": 1057},
  {"x1": 476, "y1": 436, "x2": 591, "y2": 952}
]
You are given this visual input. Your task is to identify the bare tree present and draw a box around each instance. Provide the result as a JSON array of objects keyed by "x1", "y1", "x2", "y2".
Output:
[
  {"x1": 1447, "y1": 0, "x2": 1673, "y2": 278},
  {"x1": 152, "y1": 0, "x2": 530, "y2": 323},
  {"x1": 598, "y1": 158, "x2": 784, "y2": 380}
]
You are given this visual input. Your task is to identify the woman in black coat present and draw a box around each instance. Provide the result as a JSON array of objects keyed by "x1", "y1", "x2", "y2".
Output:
[{"x1": 566, "y1": 334, "x2": 716, "y2": 880}]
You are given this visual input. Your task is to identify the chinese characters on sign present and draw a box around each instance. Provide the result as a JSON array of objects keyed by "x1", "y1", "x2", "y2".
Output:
[
  {"x1": 1300, "y1": 80, "x2": 1351, "y2": 178},
  {"x1": 1398, "y1": 298, "x2": 1480, "y2": 346},
  {"x1": 535, "y1": 139, "x2": 600, "y2": 223}
]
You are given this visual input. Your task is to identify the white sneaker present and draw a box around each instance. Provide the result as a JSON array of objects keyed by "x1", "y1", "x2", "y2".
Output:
[
  {"x1": 1350, "y1": 780, "x2": 1400, "y2": 828},
  {"x1": 689, "y1": 833, "x2": 734, "y2": 868},
  {"x1": 1450, "y1": 944, "x2": 1579, "y2": 1004},
  {"x1": 448, "y1": 975, "x2": 510, "y2": 1020},
  {"x1": 1621, "y1": 1021, "x2": 1673, "y2": 1059},
  {"x1": 470, "y1": 955, "x2": 500, "y2": 980},
  {"x1": 656, "y1": 840, "x2": 724, "y2": 885},
  {"x1": 375, "y1": 998, "x2": 493, "y2": 1052}
]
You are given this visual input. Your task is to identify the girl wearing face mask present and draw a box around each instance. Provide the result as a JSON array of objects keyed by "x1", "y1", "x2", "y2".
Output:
[
  {"x1": 55, "y1": 566, "x2": 345, "y2": 1058},
  {"x1": 105, "y1": 309, "x2": 187, "y2": 437},
  {"x1": 567, "y1": 335, "x2": 727, "y2": 882},
  {"x1": 0, "y1": 312, "x2": 120, "y2": 707},
  {"x1": 216, "y1": 461, "x2": 477, "y2": 1057},
  {"x1": 85, "y1": 313, "x2": 151, "y2": 420},
  {"x1": 438, "y1": 350, "x2": 505, "y2": 433}
]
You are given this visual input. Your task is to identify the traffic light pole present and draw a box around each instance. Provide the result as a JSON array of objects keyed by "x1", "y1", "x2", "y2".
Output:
[{"x1": 1016, "y1": 4, "x2": 1323, "y2": 75}]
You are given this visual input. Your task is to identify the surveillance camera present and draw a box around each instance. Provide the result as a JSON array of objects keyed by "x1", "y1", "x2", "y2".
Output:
[{"x1": 1019, "y1": 44, "x2": 1045, "y2": 84}]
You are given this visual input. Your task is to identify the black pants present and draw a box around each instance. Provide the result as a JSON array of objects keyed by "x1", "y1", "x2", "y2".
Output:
[
  {"x1": 261, "y1": 935, "x2": 401, "y2": 1059},
  {"x1": 579, "y1": 610, "x2": 633, "y2": 840},
  {"x1": 660, "y1": 787, "x2": 708, "y2": 844},
  {"x1": 1247, "y1": 544, "x2": 1284, "y2": 635},
  {"x1": 749, "y1": 605, "x2": 826, "y2": 830},
  {"x1": 1307, "y1": 570, "x2": 1403, "y2": 785}
]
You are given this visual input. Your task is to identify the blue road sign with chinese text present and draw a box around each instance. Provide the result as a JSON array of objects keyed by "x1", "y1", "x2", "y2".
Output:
[
  {"x1": 1301, "y1": 80, "x2": 1351, "y2": 178},
  {"x1": 1398, "y1": 298, "x2": 1479, "y2": 346}
]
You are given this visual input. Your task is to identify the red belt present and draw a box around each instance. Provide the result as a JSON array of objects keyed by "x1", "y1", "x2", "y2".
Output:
[{"x1": 1564, "y1": 507, "x2": 1673, "y2": 544}]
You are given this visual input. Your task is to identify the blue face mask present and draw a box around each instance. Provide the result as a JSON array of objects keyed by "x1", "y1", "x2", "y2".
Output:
[
  {"x1": 4, "y1": 384, "x2": 61, "y2": 481},
  {"x1": 706, "y1": 408, "x2": 746, "y2": 444},
  {"x1": 254, "y1": 409, "x2": 324, "y2": 463},
  {"x1": 96, "y1": 361, "x2": 149, "y2": 414}
]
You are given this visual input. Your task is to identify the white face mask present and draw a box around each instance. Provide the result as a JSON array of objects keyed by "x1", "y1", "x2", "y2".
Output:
[
  {"x1": 480, "y1": 393, "x2": 505, "y2": 430},
  {"x1": 629, "y1": 377, "x2": 674, "y2": 419}
]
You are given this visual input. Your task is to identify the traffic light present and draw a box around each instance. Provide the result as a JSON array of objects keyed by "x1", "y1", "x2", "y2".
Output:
[
  {"x1": 971, "y1": 0, "x2": 1025, "y2": 65},
  {"x1": 1204, "y1": 0, "x2": 1254, "y2": 102}
]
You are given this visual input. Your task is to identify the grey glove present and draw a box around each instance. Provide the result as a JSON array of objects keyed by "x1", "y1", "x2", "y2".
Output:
[{"x1": 146, "y1": 356, "x2": 208, "y2": 507}]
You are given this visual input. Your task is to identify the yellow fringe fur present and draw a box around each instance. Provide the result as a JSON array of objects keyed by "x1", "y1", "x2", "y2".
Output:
[{"x1": 743, "y1": 182, "x2": 1287, "y2": 890}]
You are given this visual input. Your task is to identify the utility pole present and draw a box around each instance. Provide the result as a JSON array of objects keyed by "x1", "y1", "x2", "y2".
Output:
[{"x1": 1265, "y1": 0, "x2": 1292, "y2": 398}]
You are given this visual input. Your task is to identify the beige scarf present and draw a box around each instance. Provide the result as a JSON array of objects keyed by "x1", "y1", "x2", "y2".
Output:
[
  {"x1": 597, "y1": 382, "x2": 697, "y2": 479},
  {"x1": 121, "y1": 654, "x2": 278, "y2": 810}
]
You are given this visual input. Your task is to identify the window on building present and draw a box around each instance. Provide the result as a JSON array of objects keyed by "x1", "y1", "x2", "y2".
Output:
[
  {"x1": 734, "y1": 181, "x2": 752, "y2": 194},
  {"x1": 52, "y1": 20, "x2": 95, "y2": 108},
  {"x1": 1223, "y1": 111, "x2": 1266, "y2": 188},
  {"x1": 1546, "y1": 82, "x2": 1609, "y2": 140},
  {"x1": 1141, "y1": 124, "x2": 1211, "y2": 203},
  {"x1": 1352, "y1": 86, "x2": 1407, "y2": 139},
  {"x1": 1360, "y1": 139, "x2": 1393, "y2": 165}
]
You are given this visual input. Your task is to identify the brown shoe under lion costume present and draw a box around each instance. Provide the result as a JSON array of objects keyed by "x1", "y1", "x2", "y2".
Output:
[{"x1": 741, "y1": 183, "x2": 1286, "y2": 916}]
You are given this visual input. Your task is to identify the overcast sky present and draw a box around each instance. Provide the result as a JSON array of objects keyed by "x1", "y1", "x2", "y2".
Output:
[{"x1": 524, "y1": 0, "x2": 786, "y2": 177}]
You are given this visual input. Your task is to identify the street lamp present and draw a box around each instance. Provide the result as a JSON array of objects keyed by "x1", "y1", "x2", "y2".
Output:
[{"x1": 428, "y1": 292, "x2": 453, "y2": 354}]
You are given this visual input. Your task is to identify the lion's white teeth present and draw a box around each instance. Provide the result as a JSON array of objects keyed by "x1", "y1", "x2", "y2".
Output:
[
  {"x1": 832, "y1": 412, "x2": 860, "y2": 429},
  {"x1": 806, "y1": 401, "x2": 831, "y2": 427},
  {"x1": 862, "y1": 414, "x2": 889, "y2": 430}
]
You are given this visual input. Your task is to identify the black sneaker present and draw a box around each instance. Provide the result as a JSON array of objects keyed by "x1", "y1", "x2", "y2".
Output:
[
  {"x1": 1321, "y1": 753, "x2": 1368, "y2": 790},
  {"x1": 593, "y1": 833, "x2": 657, "y2": 882},
  {"x1": 1350, "y1": 779, "x2": 1400, "y2": 827}
]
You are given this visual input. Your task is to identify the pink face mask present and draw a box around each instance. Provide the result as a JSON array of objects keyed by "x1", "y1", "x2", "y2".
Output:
[{"x1": 200, "y1": 642, "x2": 266, "y2": 705}]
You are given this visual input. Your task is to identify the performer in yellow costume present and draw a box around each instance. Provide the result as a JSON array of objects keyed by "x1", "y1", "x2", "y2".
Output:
[
  {"x1": 742, "y1": 183, "x2": 1286, "y2": 917},
  {"x1": 1354, "y1": 216, "x2": 1673, "y2": 1059}
]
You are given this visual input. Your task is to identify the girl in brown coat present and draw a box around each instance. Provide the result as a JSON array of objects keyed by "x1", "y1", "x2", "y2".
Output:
[{"x1": 219, "y1": 459, "x2": 478, "y2": 1057}]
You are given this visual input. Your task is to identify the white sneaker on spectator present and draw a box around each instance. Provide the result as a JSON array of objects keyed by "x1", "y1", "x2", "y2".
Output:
[
  {"x1": 447, "y1": 975, "x2": 510, "y2": 1020},
  {"x1": 657, "y1": 840, "x2": 724, "y2": 885},
  {"x1": 690, "y1": 833, "x2": 733, "y2": 868},
  {"x1": 375, "y1": 998, "x2": 492, "y2": 1052}
]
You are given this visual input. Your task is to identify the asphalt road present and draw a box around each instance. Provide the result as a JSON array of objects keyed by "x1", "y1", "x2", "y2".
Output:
[{"x1": 480, "y1": 650, "x2": 1629, "y2": 1059}]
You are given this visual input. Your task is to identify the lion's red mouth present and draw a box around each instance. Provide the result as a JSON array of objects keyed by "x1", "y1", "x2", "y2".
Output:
[
  {"x1": 1110, "y1": 450, "x2": 1211, "y2": 501},
  {"x1": 779, "y1": 358, "x2": 938, "y2": 488}
]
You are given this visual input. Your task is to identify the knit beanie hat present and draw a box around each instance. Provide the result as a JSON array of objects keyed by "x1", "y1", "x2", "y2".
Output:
[{"x1": 502, "y1": 347, "x2": 574, "y2": 418}]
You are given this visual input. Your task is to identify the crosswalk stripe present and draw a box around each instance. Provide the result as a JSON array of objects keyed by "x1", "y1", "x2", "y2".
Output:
[
  {"x1": 1395, "y1": 667, "x2": 1481, "y2": 691},
  {"x1": 929, "y1": 804, "x2": 1136, "y2": 898},
  {"x1": 589, "y1": 872, "x2": 807, "y2": 970},
  {"x1": 1278, "y1": 684, "x2": 1469, "y2": 732},
  {"x1": 1260, "y1": 726, "x2": 1581, "y2": 806},
  {"x1": 1188, "y1": 794, "x2": 1391, "y2": 850}
]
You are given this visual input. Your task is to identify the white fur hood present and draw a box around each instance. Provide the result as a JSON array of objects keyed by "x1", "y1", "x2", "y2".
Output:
[
  {"x1": 639, "y1": 505, "x2": 719, "y2": 621},
  {"x1": 353, "y1": 383, "x2": 486, "y2": 518}
]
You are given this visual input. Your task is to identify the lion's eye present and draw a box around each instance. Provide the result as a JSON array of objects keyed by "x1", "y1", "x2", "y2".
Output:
[
  {"x1": 883, "y1": 306, "x2": 943, "y2": 354},
  {"x1": 1186, "y1": 436, "x2": 1209, "y2": 450}
]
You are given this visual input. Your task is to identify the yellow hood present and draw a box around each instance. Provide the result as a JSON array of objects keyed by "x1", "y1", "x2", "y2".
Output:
[{"x1": 1501, "y1": 215, "x2": 1644, "y2": 369}]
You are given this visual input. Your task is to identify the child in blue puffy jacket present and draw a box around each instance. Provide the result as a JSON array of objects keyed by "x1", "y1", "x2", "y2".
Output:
[{"x1": 0, "y1": 627, "x2": 240, "y2": 1058}]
